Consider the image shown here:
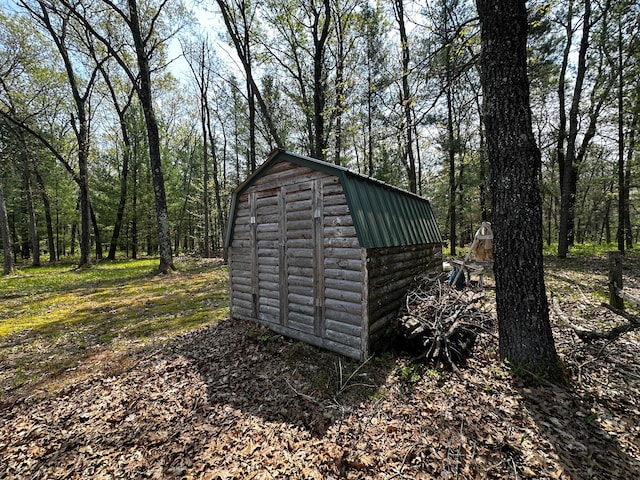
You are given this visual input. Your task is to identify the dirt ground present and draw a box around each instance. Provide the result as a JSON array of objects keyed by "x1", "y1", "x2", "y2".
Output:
[{"x1": 1, "y1": 255, "x2": 639, "y2": 479}]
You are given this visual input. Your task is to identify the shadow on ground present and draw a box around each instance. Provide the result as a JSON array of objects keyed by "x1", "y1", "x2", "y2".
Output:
[
  {"x1": 520, "y1": 381, "x2": 640, "y2": 479},
  {"x1": 181, "y1": 318, "x2": 394, "y2": 437}
]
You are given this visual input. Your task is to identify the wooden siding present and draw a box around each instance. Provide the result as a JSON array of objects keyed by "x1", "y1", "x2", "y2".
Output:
[
  {"x1": 229, "y1": 158, "x2": 442, "y2": 360},
  {"x1": 229, "y1": 160, "x2": 364, "y2": 359},
  {"x1": 365, "y1": 243, "x2": 442, "y2": 349}
]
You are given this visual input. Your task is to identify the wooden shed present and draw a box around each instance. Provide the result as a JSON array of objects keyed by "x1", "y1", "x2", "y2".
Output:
[{"x1": 224, "y1": 150, "x2": 443, "y2": 360}]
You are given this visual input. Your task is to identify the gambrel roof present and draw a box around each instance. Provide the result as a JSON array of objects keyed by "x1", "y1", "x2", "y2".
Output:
[{"x1": 225, "y1": 149, "x2": 443, "y2": 249}]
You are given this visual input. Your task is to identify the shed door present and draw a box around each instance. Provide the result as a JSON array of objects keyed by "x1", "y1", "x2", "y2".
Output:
[{"x1": 280, "y1": 179, "x2": 324, "y2": 337}]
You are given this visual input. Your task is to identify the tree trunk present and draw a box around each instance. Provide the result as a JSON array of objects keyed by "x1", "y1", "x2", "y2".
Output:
[
  {"x1": 311, "y1": 0, "x2": 331, "y2": 161},
  {"x1": 558, "y1": 0, "x2": 591, "y2": 258},
  {"x1": 332, "y1": 13, "x2": 346, "y2": 167},
  {"x1": 21, "y1": 150, "x2": 40, "y2": 267},
  {"x1": 77, "y1": 127, "x2": 91, "y2": 267},
  {"x1": 624, "y1": 113, "x2": 635, "y2": 249},
  {"x1": 244, "y1": 17, "x2": 257, "y2": 172},
  {"x1": 477, "y1": 0, "x2": 562, "y2": 379},
  {"x1": 127, "y1": 0, "x2": 174, "y2": 273},
  {"x1": 394, "y1": 0, "x2": 417, "y2": 193},
  {"x1": 103, "y1": 81, "x2": 133, "y2": 261},
  {"x1": 477, "y1": 99, "x2": 488, "y2": 222},
  {"x1": 131, "y1": 159, "x2": 138, "y2": 260},
  {"x1": 204, "y1": 96, "x2": 225, "y2": 253},
  {"x1": 447, "y1": 85, "x2": 456, "y2": 256},
  {"x1": 91, "y1": 204, "x2": 102, "y2": 260},
  {"x1": 608, "y1": 251, "x2": 624, "y2": 309},
  {"x1": 70, "y1": 221, "x2": 76, "y2": 256},
  {"x1": 31, "y1": 163, "x2": 56, "y2": 263},
  {"x1": 366, "y1": 62, "x2": 374, "y2": 176},
  {"x1": 199, "y1": 43, "x2": 211, "y2": 258},
  {"x1": 0, "y1": 179, "x2": 14, "y2": 274},
  {"x1": 108, "y1": 141, "x2": 129, "y2": 261}
]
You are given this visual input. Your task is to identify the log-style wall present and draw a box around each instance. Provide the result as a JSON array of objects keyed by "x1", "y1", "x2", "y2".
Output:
[
  {"x1": 229, "y1": 159, "x2": 442, "y2": 360},
  {"x1": 365, "y1": 243, "x2": 443, "y2": 349}
]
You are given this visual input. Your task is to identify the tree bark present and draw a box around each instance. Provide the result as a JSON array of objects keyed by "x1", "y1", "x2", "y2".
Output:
[
  {"x1": 394, "y1": 0, "x2": 417, "y2": 193},
  {"x1": 90, "y1": 203, "x2": 102, "y2": 260},
  {"x1": 477, "y1": 0, "x2": 562, "y2": 379},
  {"x1": 205, "y1": 96, "x2": 225, "y2": 253},
  {"x1": 558, "y1": 0, "x2": 591, "y2": 258},
  {"x1": 311, "y1": 0, "x2": 331, "y2": 161},
  {"x1": 199, "y1": 42, "x2": 212, "y2": 258},
  {"x1": 127, "y1": 0, "x2": 174, "y2": 273},
  {"x1": 0, "y1": 179, "x2": 14, "y2": 274},
  {"x1": 31, "y1": 162, "x2": 56, "y2": 263},
  {"x1": 624, "y1": 110, "x2": 635, "y2": 249},
  {"x1": 20, "y1": 144, "x2": 40, "y2": 267},
  {"x1": 447, "y1": 85, "x2": 456, "y2": 256},
  {"x1": 608, "y1": 251, "x2": 624, "y2": 310}
]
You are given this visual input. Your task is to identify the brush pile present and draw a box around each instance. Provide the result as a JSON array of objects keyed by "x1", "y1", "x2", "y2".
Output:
[{"x1": 393, "y1": 272, "x2": 494, "y2": 373}]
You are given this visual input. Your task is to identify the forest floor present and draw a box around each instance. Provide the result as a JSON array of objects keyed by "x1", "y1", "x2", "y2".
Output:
[{"x1": 1, "y1": 251, "x2": 639, "y2": 479}]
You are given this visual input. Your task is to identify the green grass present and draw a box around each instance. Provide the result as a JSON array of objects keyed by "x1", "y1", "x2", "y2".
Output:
[
  {"x1": 543, "y1": 242, "x2": 640, "y2": 258},
  {"x1": 0, "y1": 257, "x2": 229, "y2": 403}
]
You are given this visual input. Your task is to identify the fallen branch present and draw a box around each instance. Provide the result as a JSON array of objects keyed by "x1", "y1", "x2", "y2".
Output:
[
  {"x1": 552, "y1": 296, "x2": 640, "y2": 342},
  {"x1": 615, "y1": 289, "x2": 640, "y2": 308},
  {"x1": 392, "y1": 272, "x2": 493, "y2": 371}
]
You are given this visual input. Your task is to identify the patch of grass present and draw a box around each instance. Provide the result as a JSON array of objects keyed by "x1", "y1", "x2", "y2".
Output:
[
  {"x1": 398, "y1": 363, "x2": 425, "y2": 384},
  {"x1": 0, "y1": 257, "x2": 229, "y2": 403},
  {"x1": 544, "y1": 242, "x2": 640, "y2": 259},
  {"x1": 244, "y1": 326, "x2": 276, "y2": 342}
]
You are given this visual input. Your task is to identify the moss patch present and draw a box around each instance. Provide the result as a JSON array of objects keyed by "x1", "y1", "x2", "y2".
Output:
[{"x1": 0, "y1": 257, "x2": 229, "y2": 404}]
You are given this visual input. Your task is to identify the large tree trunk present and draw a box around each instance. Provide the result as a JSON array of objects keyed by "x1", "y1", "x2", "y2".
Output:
[
  {"x1": 477, "y1": 0, "x2": 562, "y2": 379},
  {"x1": 244, "y1": 18, "x2": 257, "y2": 172},
  {"x1": 127, "y1": 0, "x2": 174, "y2": 273},
  {"x1": 77, "y1": 127, "x2": 91, "y2": 267},
  {"x1": 0, "y1": 179, "x2": 14, "y2": 275},
  {"x1": 204, "y1": 95, "x2": 225, "y2": 253},
  {"x1": 624, "y1": 113, "x2": 635, "y2": 250},
  {"x1": 198, "y1": 42, "x2": 212, "y2": 258}
]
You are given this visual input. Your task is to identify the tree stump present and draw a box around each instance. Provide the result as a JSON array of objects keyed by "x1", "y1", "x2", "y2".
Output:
[{"x1": 608, "y1": 251, "x2": 624, "y2": 310}]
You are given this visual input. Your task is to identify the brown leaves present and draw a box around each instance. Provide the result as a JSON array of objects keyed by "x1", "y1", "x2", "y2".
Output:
[{"x1": 2, "y1": 255, "x2": 640, "y2": 479}]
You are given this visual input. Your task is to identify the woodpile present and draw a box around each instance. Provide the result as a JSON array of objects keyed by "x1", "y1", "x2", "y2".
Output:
[{"x1": 392, "y1": 272, "x2": 494, "y2": 373}]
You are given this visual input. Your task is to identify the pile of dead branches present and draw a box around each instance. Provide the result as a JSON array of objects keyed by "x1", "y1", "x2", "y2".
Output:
[{"x1": 392, "y1": 272, "x2": 494, "y2": 373}]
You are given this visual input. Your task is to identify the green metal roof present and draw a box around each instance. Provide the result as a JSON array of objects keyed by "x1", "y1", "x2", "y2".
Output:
[{"x1": 224, "y1": 149, "x2": 443, "y2": 249}]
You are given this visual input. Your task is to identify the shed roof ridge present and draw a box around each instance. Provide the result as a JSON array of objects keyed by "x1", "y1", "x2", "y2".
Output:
[
  {"x1": 268, "y1": 149, "x2": 429, "y2": 202},
  {"x1": 225, "y1": 149, "x2": 443, "y2": 249}
]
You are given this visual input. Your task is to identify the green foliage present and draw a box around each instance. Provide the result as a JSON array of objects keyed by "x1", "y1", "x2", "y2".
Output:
[
  {"x1": 544, "y1": 242, "x2": 640, "y2": 259},
  {"x1": 397, "y1": 362, "x2": 439, "y2": 384}
]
